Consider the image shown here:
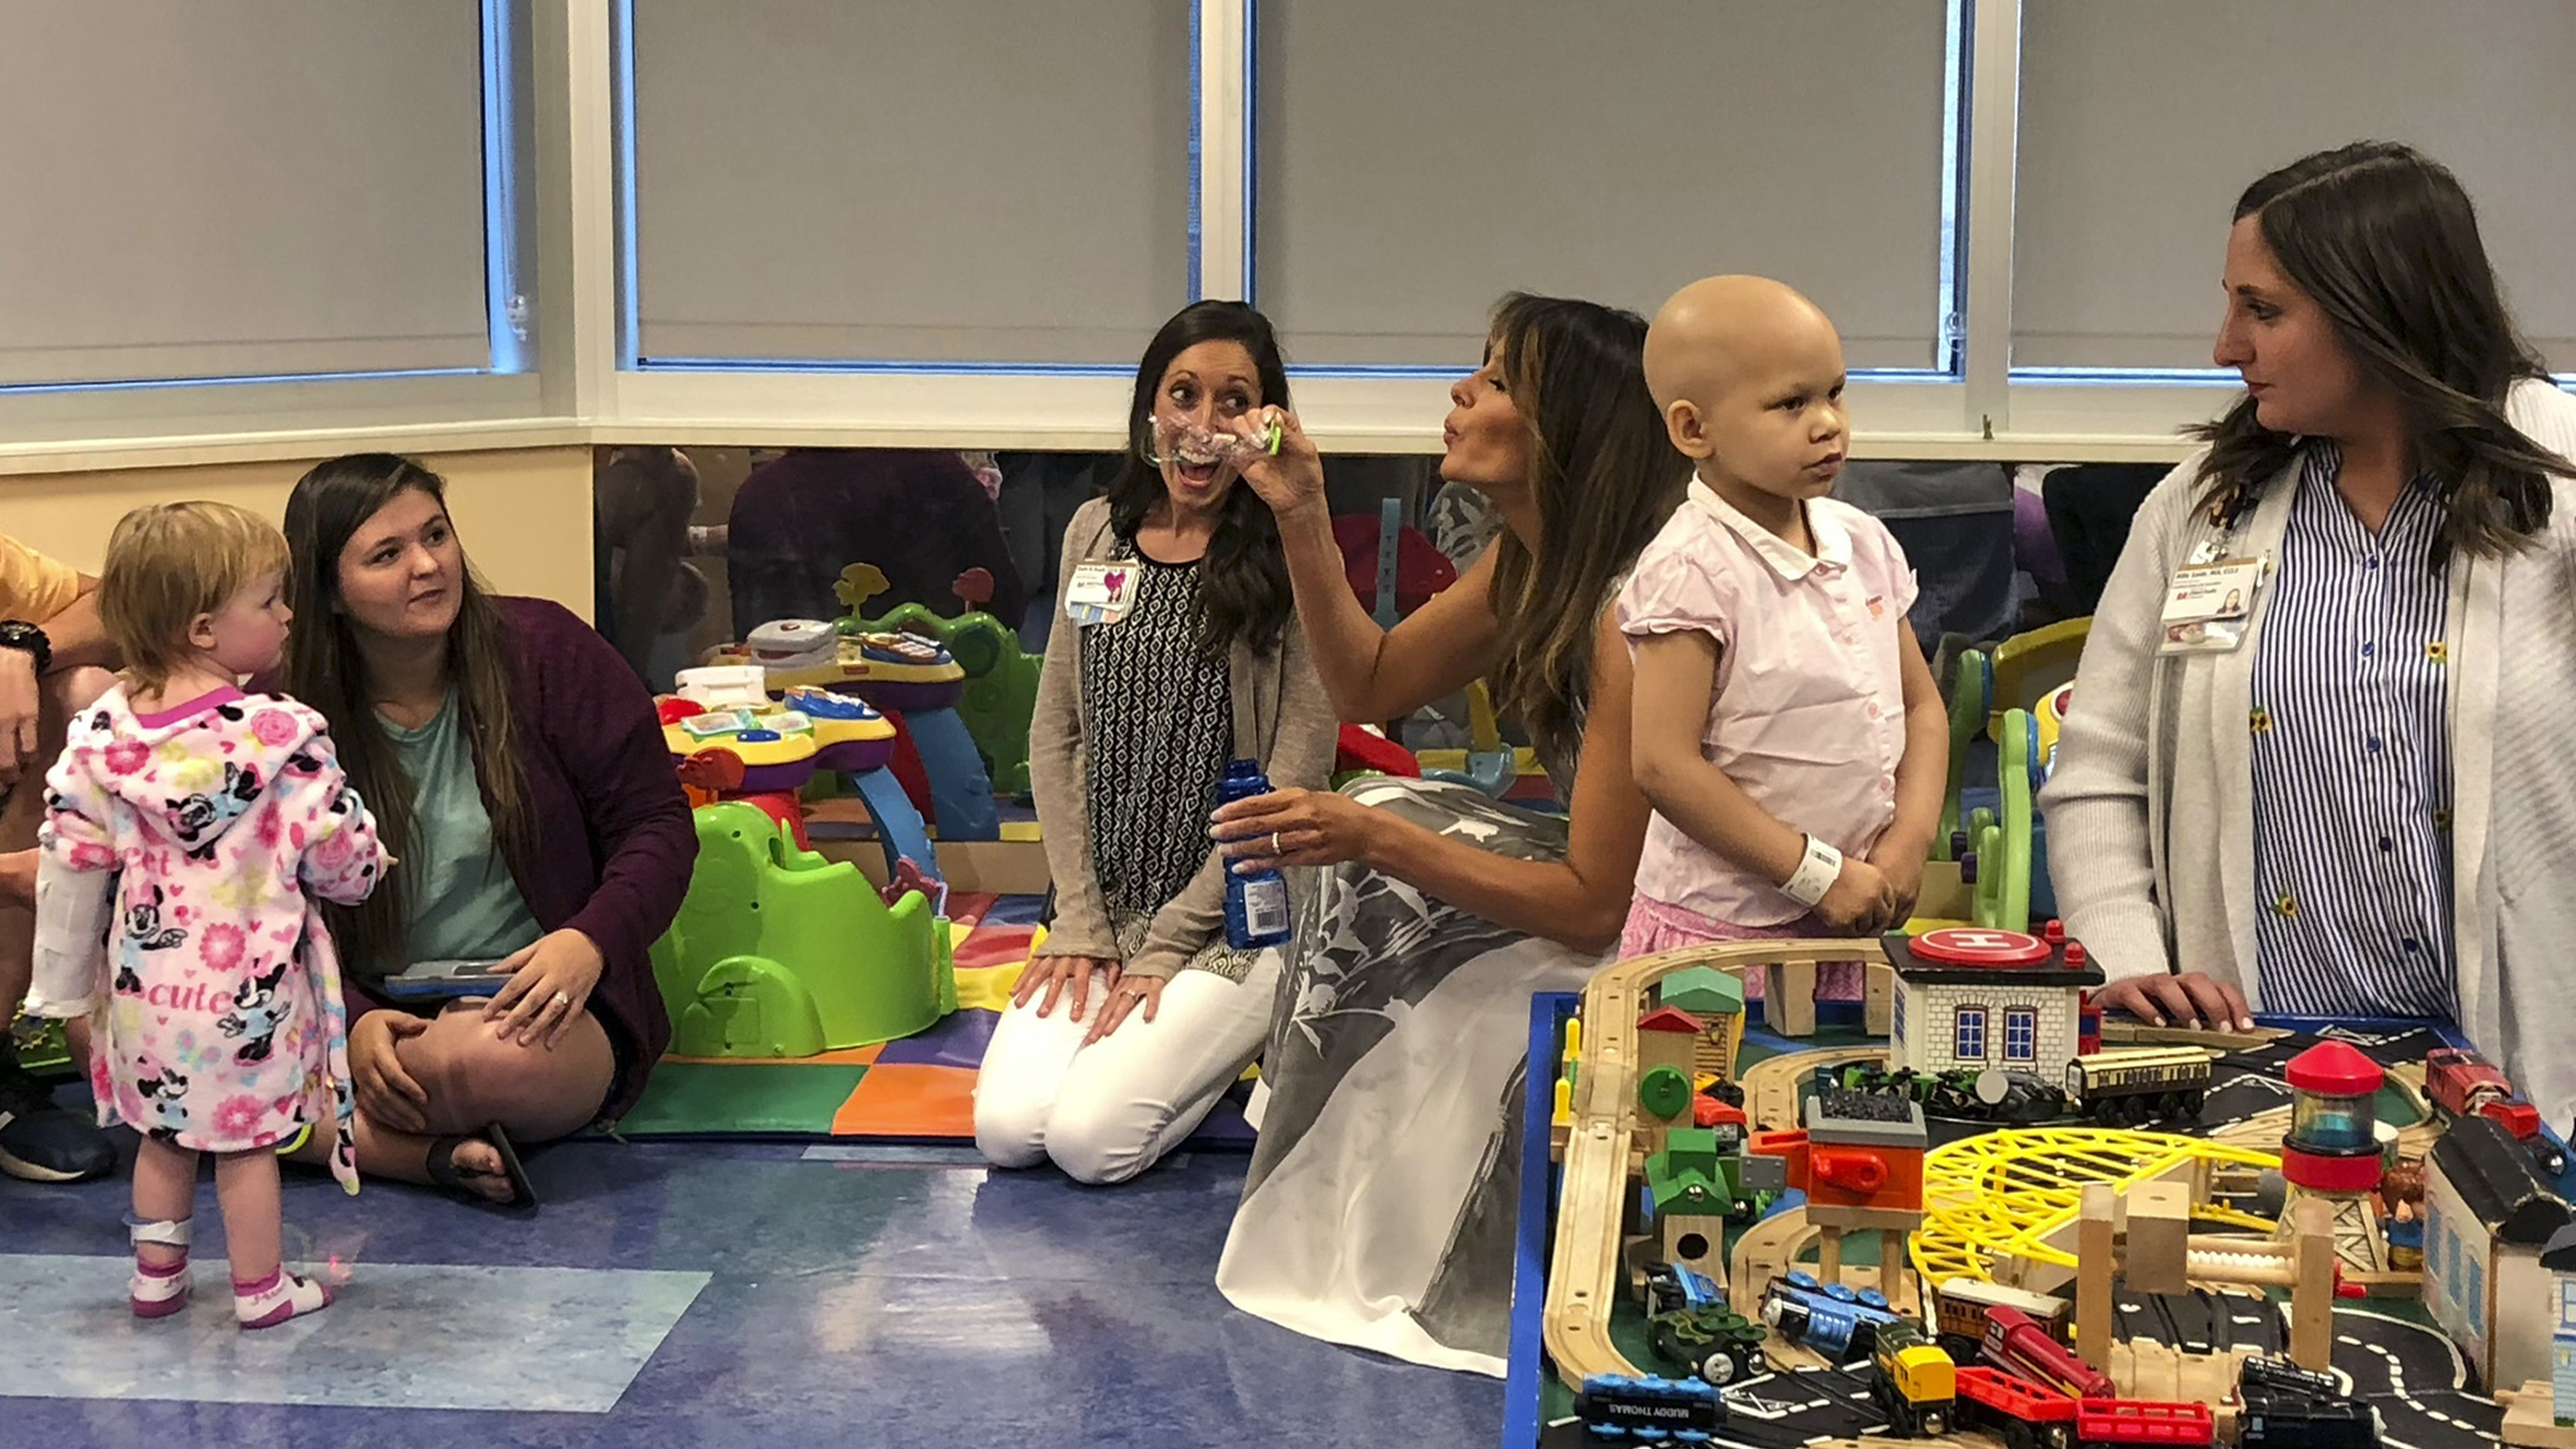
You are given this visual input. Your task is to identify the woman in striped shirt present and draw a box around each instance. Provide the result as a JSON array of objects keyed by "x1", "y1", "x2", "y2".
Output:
[{"x1": 2045, "y1": 143, "x2": 2576, "y2": 1115}]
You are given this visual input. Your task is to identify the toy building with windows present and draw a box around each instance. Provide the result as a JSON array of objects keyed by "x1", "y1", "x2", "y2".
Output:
[
  {"x1": 1882, "y1": 926, "x2": 2103, "y2": 1078},
  {"x1": 2425, "y1": 1112, "x2": 2575, "y2": 1394}
]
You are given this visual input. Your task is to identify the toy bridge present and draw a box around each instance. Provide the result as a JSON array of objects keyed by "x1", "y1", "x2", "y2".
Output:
[{"x1": 1912, "y1": 1126, "x2": 2281, "y2": 1292}]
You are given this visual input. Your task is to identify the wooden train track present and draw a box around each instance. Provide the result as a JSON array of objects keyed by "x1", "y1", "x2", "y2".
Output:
[
  {"x1": 1739, "y1": 1043, "x2": 1891, "y2": 1133},
  {"x1": 1543, "y1": 938, "x2": 1894, "y2": 1389}
]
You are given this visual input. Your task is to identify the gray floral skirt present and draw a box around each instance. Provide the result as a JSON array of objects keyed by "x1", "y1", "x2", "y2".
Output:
[{"x1": 1214, "y1": 776, "x2": 1596, "y2": 1376}]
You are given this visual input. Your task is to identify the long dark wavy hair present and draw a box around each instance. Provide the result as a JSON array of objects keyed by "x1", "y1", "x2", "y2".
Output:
[
  {"x1": 1105, "y1": 299, "x2": 1296, "y2": 657},
  {"x1": 283, "y1": 454, "x2": 535, "y2": 971},
  {"x1": 1481, "y1": 293, "x2": 1690, "y2": 768},
  {"x1": 2191, "y1": 141, "x2": 2573, "y2": 559}
]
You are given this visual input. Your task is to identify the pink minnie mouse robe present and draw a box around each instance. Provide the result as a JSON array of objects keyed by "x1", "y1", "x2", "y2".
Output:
[{"x1": 33, "y1": 686, "x2": 389, "y2": 1192}]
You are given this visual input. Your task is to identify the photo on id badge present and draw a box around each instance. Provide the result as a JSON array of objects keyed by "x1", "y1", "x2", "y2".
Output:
[
  {"x1": 2160, "y1": 556, "x2": 2261, "y2": 655},
  {"x1": 1066, "y1": 561, "x2": 1138, "y2": 627}
]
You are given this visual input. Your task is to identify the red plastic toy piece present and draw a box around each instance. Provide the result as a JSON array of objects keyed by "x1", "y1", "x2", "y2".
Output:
[
  {"x1": 1333, "y1": 724, "x2": 1422, "y2": 778},
  {"x1": 2074, "y1": 1397, "x2": 2214, "y2": 1447},
  {"x1": 1911, "y1": 927, "x2": 2054, "y2": 967}
]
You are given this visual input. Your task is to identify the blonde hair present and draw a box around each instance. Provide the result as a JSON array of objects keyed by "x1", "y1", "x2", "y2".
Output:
[{"x1": 99, "y1": 501, "x2": 291, "y2": 694}]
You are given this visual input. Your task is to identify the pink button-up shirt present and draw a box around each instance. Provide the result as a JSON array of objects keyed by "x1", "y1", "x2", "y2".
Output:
[{"x1": 1618, "y1": 480, "x2": 1918, "y2": 927}]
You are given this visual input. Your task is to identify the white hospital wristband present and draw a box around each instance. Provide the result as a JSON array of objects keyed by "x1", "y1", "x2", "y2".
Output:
[{"x1": 1781, "y1": 835, "x2": 1843, "y2": 909}]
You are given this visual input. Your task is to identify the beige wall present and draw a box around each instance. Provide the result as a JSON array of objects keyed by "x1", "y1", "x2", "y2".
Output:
[{"x1": 2, "y1": 446, "x2": 596, "y2": 617}]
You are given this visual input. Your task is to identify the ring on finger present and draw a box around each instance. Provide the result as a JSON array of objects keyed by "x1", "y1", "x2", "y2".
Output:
[{"x1": 1270, "y1": 830, "x2": 1283, "y2": 856}]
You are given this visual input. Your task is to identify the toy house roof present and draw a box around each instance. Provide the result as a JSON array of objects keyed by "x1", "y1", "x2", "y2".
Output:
[
  {"x1": 1638, "y1": 1006, "x2": 1705, "y2": 1035},
  {"x1": 2543, "y1": 1222, "x2": 2576, "y2": 1272},
  {"x1": 1804, "y1": 1092, "x2": 1929, "y2": 1147},
  {"x1": 1660, "y1": 966, "x2": 1745, "y2": 1016},
  {"x1": 2431, "y1": 1113, "x2": 2574, "y2": 1246}
]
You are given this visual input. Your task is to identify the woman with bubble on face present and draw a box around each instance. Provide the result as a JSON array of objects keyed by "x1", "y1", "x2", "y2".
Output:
[{"x1": 969, "y1": 301, "x2": 1336, "y2": 1184}]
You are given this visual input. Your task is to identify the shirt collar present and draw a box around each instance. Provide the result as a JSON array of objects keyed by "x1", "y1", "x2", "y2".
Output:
[{"x1": 1689, "y1": 478, "x2": 1849, "y2": 581}]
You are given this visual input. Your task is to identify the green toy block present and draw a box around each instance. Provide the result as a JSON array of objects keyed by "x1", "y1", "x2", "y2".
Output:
[
  {"x1": 1660, "y1": 966, "x2": 1744, "y2": 1019},
  {"x1": 1651, "y1": 1126, "x2": 1722, "y2": 1181},
  {"x1": 848, "y1": 601, "x2": 1040, "y2": 799},
  {"x1": 1967, "y1": 706, "x2": 2036, "y2": 934},
  {"x1": 1935, "y1": 648, "x2": 1993, "y2": 861},
  {"x1": 650, "y1": 801, "x2": 949, "y2": 1059}
]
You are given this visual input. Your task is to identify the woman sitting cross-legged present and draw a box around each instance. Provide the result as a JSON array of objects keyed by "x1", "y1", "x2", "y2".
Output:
[
  {"x1": 280, "y1": 454, "x2": 695, "y2": 1207},
  {"x1": 971, "y1": 300, "x2": 1336, "y2": 1184}
]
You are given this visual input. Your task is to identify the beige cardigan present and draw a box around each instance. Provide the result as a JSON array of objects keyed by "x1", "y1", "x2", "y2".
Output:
[
  {"x1": 2044, "y1": 379, "x2": 2576, "y2": 1119},
  {"x1": 1028, "y1": 497, "x2": 1340, "y2": 980}
]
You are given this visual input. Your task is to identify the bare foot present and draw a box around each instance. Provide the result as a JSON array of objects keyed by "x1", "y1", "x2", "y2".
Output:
[{"x1": 443, "y1": 1138, "x2": 517, "y2": 1204}]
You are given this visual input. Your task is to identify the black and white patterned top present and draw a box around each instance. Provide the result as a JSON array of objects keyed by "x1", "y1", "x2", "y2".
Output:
[
  {"x1": 1077, "y1": 536, "x2": 1246, "y2": 971},
  {"x1": 2248, "y1": 443, "x2": 2455, "y2": 1017}
]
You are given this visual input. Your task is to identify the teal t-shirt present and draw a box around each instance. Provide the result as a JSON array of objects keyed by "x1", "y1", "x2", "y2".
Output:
[{"x1": 381, "y1": 692, "x2": 544, "y2": 970}]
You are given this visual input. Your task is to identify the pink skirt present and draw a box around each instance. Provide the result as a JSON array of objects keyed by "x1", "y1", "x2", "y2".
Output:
[{"x1": 1616, "y1": 893, "x2": 1866, "y2": 1002}]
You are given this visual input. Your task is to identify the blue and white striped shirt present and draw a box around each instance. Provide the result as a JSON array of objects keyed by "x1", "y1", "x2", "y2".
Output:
[{"x1": 2248, "y1": 445, "x2": 2455, "y2": 1017}]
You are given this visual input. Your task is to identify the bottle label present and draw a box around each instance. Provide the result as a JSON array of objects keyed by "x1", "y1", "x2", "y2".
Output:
[{"x1": 1240, "y1": 877, "x2": 1290, "y2": 940}]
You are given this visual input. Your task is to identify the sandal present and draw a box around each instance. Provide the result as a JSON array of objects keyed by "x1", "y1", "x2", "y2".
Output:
[{"x1": 425, "y1": 1124, "x2": 538, "y2": 1213}]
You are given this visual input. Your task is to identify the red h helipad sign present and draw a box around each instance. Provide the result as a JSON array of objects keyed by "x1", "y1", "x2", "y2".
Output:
[{"x1": 1910, "y1": 927, "x2": 2053, "y2": 966}]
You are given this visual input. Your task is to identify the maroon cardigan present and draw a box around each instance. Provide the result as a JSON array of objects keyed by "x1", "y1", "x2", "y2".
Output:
[
  {"x1": 275, "y1": 597, "x2": 693, "y2": 1121},
  {"x1": 484, "y1": 597, "x2": 692, "y2": 1119}
]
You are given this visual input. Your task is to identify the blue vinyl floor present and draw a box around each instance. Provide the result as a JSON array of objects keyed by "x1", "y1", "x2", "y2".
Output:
[{"x1": 0, "y1": 1117, "x2": 1502, "y2": 1448}]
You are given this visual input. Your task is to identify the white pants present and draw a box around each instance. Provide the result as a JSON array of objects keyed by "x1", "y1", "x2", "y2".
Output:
[{"x1": 972, "y1": 952, "x2": 1279, "y2": 1184}]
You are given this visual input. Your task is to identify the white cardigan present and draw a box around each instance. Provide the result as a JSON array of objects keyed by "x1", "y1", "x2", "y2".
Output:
[{"x1": 2043, "y1": 379, "x2": 2576, "y2": 1123}]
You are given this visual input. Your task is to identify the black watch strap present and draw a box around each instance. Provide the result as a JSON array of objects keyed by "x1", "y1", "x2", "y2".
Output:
[{"x1": 0, "y1": 620, "x2": 53, "y2": 676}]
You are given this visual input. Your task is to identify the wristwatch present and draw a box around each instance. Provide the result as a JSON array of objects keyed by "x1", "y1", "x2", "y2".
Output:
[{"x1": 0, "y1": 620, "x2": 53, "y2": 676}]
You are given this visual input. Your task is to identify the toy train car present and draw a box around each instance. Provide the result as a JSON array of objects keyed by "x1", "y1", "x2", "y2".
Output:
[
  {"x1": 2425, "y1": 1046, "x2": 2512, "y2": 1119},
  {"x1": 2426, "y1": 1046, "x2": 2544, "y2": 1138},
  {"x1": 1643, "y1": 1262, "x2": 1724, "y2": 1319},
  {"x1": 1574, "y1": 1373, "x2": 1724, "y2": 1442},
  {"x1": 1819, "y1": 1062, "x2": 2067, "y2": 1124},
  {"x1": 1931, "y1": 1275, "x2": 2072, "y2": 1360},
  {"x1": 2077, "y1": 1398, "x2": 2215, "y2": 1448},
  {"x1": 1981, "y1": 1305, "x2": 2115, "y2": 1399},
  {"x1": 1761, "y1": 1269, "x2": 1904, "y2": 1359},
  {"x1": 1644, "y1": 1262, "x2": 1763, "y2": 1385},
  {"x1": 1951, "y1": 1366, "x2": 2080, "y2": 1449},
  {"x1": 1869, "y1": 1317, "x2": 1959, "y2": 1437},
  {"x1": 2063, "y1": 1047, "x2": 2213, "y2": 1126},
  {"x1": 2235, "y1": 1357, "x2": 2381, "y2": 1449}
]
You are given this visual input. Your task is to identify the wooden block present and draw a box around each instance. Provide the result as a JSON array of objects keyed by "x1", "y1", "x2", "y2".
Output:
[
  {"x1": 2502, "y1": 1381, "x2": 2576, "y2": 1448},
  {"x1": 1661, "y1": 1213, "x2": 1726, "y2": 1279},
  {"x1": 2077, "y1": 1182, "x2": 2116, "y2": 1374},
  {"x1": 1817, "y1": 1225, "x2": 1843, "y2": 1284},
  {"x1": 1808, "y1": 1203, "x2": 1928, "y2": 1234},
  {"x1": 1767, "y1": 960, "x2": 1818, "y2": 1037},
  {"x1": 2289, "y1": 1196, "x2": 2335, "y2": 1372},
  {"x1": 1864, "y1": 962, "x2": 1895, "y2": 1037},
  {"x1": 2126, "y1": 1181, "x2": 2192, "y2": 1296}
]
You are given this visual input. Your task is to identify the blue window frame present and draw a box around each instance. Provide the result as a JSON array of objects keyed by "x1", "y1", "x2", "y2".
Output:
[
  {"x1": 1953, "y1": 1006, "x2": 1987, "y2": 1061},
  {"x1": 2003, "y1": 1008, "x2": 2037, "y2": 1063}
]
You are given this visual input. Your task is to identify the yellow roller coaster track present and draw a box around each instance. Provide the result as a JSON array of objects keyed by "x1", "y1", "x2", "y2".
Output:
[
  {"x1": 1543, "y1": 938, "x2": 1891, "y2": 1388},
  {"x1": 1909, "y1": 1127, "x2": 2281, "y2": 1290}
]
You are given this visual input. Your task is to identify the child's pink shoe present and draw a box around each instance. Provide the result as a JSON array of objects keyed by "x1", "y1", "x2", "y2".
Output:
[
  {"x1": 130, "y1": 1257, "x2": 190, "y2": 1317},
  {"x1": 234, "y1": 1267, "x2": 332, "y2": 1328}
]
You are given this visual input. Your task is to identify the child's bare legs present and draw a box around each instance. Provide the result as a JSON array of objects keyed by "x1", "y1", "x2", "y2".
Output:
[
  {"x1": 129, "y1": 1134, "x2": 197, "y2": 1315},
  {"x1": 214, "y1": 1147, "x2": 329, "y2": 1327},
  {"x1": 212, "y1": 1149, "x2": 282, "y2": 1283}
]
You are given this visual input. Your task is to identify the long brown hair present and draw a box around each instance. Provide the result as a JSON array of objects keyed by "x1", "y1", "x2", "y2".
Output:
[
  {"x1": 2191, "y1": 141, "x2": 2573, "y2": 560},
  {"x1": 1481, "y1": 293, "x2": 1689, "y2": 766},
  {"x1": 283, "y1": 454, "x2": 535, "y2": 970},
  {"x1": 1105, "y1": 300, "x2": 1295, "y2": 657}
]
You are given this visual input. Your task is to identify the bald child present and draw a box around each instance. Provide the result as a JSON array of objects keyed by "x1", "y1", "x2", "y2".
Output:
[{"x1": 1612, "y1": 276, "x2": 1949, "y2": 995}]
